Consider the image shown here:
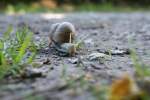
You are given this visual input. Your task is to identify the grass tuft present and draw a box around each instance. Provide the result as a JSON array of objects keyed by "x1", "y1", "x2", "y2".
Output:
[{"x1": 0, "y1": 26, "x2": 37, "y2": 79}]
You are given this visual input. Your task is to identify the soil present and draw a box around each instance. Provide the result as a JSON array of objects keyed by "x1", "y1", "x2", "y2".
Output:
[{"x1": 0, "y1": 12, "x2": 150, "y2": 100}]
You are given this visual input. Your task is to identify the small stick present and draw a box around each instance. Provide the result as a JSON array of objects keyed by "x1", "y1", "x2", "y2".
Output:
[{"x1": 69, "y1": 33, "x2": 72, "y2": 43}]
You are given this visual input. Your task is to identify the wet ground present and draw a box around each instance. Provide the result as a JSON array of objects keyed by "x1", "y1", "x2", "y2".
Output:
[{"x1": 0, "y1": 12, "x2": 150, "y2": 100}]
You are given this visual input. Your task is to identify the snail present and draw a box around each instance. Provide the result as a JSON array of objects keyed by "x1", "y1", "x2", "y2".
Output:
[{"x1": 49, "y1": 22, "x2": 76, "y2": 56}]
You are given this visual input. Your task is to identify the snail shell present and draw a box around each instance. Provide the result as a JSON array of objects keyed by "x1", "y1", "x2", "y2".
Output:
[{"x1": 49, "y1": 22, "x2": 76, "y2": 44}]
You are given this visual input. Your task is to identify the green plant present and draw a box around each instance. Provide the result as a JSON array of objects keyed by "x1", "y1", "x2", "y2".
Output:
[
  {"x1": 0, "y1": 26, "x2": 37, "y2": 79},
  {"x1": 128, "y1": 37, "x2": 150, "y2": 77},
  {"x1": 61, "y1": 61, "x2": 107, "y2": 100}
]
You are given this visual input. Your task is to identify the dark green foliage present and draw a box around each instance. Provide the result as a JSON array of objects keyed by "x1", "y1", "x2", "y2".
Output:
[
  {"x1": 56, "y1": 0, "x2": 150, "y2": 6},
  {"x1": 0, "y1": 0, "x2": 38, "y2": 5},
  {"x1": 1, "y1": 0, "x2": 150, "y2": 7}
]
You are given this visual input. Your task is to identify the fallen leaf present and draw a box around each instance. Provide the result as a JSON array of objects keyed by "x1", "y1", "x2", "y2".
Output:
[
  {"x1": 88, "y1": 52, "x2": 110, "y2": 61},
  {"x1": 109, "y1": 74, "x2": 140, "y2": 100},
  {"x1": 84, "y1": 73, "x2": 93, "y2": 81},
  {"x1": 68, "y1": 58, "x2": 79, "y2": 64},
  {"x1": 110, "y1": 49, "x2": 130, "y2": 55}
]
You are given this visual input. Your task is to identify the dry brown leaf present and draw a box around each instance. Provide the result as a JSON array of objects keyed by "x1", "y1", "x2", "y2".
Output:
[
  {"x1": 84, "y1": 73, "x2": 93, "y2": 81},
  {"x1": 109, "y1": 74, "x2": 141, "y2": 100}
]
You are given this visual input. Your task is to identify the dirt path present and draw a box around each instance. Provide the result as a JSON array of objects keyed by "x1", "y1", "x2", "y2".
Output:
[{"x1": 0, "y1": 12, "x2": 150, "y2": 100}]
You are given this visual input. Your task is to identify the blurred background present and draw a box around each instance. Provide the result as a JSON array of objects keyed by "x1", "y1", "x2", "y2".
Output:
[{"x1": 0, "y1": 0, "x2": 150, "y2": 14}]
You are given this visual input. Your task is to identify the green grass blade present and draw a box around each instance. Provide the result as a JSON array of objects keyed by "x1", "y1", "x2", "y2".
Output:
[{"x1": 15, "y1": 31, "x2": 33, "y2": 63}]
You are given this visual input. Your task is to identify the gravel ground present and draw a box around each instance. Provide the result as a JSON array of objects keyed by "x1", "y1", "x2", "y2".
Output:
[{"x1": 0, "y1": 12, "x2": 150, "y2": 100}]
